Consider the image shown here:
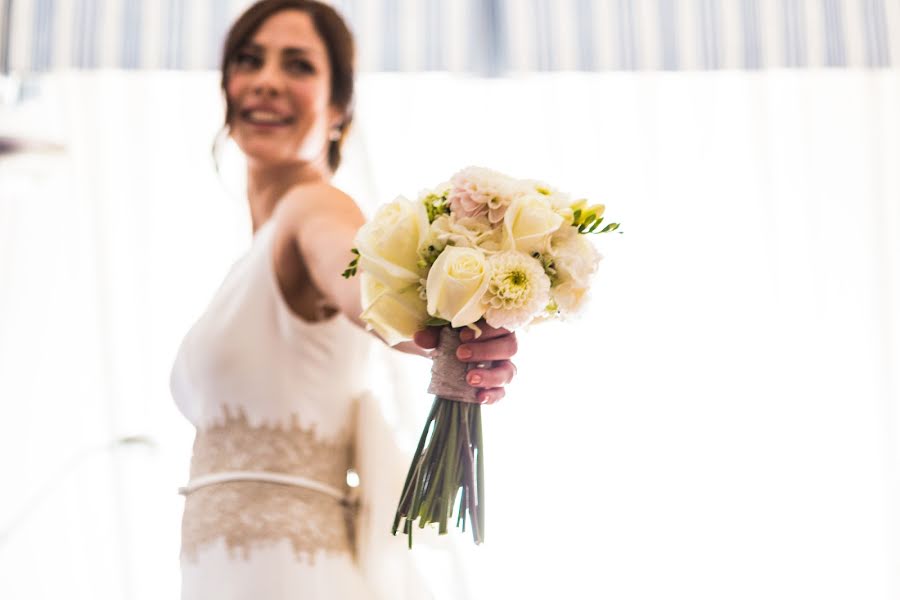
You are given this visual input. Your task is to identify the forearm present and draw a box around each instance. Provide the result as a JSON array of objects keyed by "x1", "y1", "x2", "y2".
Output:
[{"x1": 297, "y1": 220, "x2": 366, "y2": 327}]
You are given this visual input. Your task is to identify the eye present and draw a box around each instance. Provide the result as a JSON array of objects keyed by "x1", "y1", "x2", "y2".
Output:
[
  {"x1": 233, "y1": 51, "x2": 261, "y2": 70},
  {"x1": 286, "y1": 59, "x2": 316, "y2": 75}
]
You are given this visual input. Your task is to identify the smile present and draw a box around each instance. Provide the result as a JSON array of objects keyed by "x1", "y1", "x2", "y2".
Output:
[{"x1": 240, "y1": 109, "x2": 295, "y2": 126}]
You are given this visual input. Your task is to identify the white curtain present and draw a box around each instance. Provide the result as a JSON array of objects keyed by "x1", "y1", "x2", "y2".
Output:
[{"x1": 0, "y1": 68, "x2": 897, "y2": 599}]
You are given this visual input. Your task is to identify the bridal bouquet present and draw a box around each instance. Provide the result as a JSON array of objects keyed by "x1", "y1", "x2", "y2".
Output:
[{"x1": 343, "y1": 166, "x2": 619, "y2": 546}]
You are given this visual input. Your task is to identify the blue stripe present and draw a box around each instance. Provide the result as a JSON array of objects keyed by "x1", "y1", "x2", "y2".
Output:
[
  {"x1": 575, "y1": 0, "x2": 595, "y2": 71},
  {"x1": 1, "y1": 0, "x2": 11, "y2": 73},
  {"x1": 209, "y1": 0, "x2": 229, "y2": 69},
  {"x1": 74, "y1": 0, "x2": 99, "y2": 68},
  {"x1": 463, "y1": 0, "x2": 492, "y2": 76},
  {"x1": 485, "y1": 0, "x2": 506, "y2": 75},
  {"x1": 531, "y1": 0, "x2": 541, "y2": 70},
  {"x1": 863, "y1": 0, "x2": 890, "y2": 67},
  {"x1": 822, "y1": 0, "x2": 846, "y2": 66},
  {"x1": 711, "y1": 0, "x2": 722, "y2": 68},
  {"x1": 658, "y1": 0, "x2": 678, "y2": 70},
  {"x1": 699, "y1": 0, "x2": 721, "y2": 69},
  {"x1": 740, "y1": 0, "x2": 761, "y2": 69},
  {"x1": 424, "y1": 0, "x2": 443, "y2": 70},
  {"x1": 782, "y1": 0, "x2": 807, "y2": 67},
  {"x1": 121, "y1": 0, "x2": 141, "y2": 69},
  {"x1": 31, "y1": 0, "x2": 55, "y2": 71},
  {"x1": 534, "y1": 0, "x2": 552, "y2": 71},
  {"x1": 381, "y1": 0, "x2": 399, "y2": 70},
  {"x1": 617, "y1": 0, "x2": 639, "y2": 70},
  {"x1": 73, "y1": 0, "x2": 84, "y2": 67},
  {"x1": 165, "y1": 0, "x2": 184, "y2": 69}
]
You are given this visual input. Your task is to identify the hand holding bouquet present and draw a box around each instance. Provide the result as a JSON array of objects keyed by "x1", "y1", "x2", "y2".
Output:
[{"x1": 344, "y1": 166, "x2": 619, "y2": 546}]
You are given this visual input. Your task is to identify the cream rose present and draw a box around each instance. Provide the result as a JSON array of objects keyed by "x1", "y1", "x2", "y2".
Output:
[
  {"x1": 355, "y1": 196, "x2": 430, "y2": 290},
  {"x1": 425, "y1": 246, "x2": 490, "y2": 328},
  {"x1": 502, "y1": 194, "x2": 565, "y2": 255},
  {"x1": 359, "y1": 273, "x2": 429, "y2": 345},
  {"x1": 549, "y1": 227, "x2": 602, "y2": 314}
]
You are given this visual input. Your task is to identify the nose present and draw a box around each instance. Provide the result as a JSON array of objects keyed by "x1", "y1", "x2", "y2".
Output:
[{"x1": 251, "y1": 60, "x2": 283, "y2": 97}]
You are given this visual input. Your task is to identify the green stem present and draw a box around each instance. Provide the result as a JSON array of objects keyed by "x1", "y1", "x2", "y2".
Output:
[
  {"x1": 475, "y1": 405, "x2": 485, "y2": 542},
  {"x1": 393, "y1": 398, "x2": 441, "y2": 534},
  {"x1": 419, "y1": 403, "x2": 451, "y2": 526},
  {"x1": 459, "y1": 404, "x2": 481, "y2": 543}
]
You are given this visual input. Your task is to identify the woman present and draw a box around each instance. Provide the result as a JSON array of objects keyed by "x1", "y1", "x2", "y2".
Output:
[{"x1": 169, "y1": 1, "x2": 518, "y2": 598}]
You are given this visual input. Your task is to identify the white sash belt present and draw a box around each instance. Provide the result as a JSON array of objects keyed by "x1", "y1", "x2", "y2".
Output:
[{"x1": 178, "y1": 470, "x2": 348, "y2": 503}]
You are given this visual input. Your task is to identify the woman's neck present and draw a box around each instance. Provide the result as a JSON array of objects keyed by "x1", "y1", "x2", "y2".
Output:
[{"x1": 246, "y1": 160, "x2": 329, "y2": 233}]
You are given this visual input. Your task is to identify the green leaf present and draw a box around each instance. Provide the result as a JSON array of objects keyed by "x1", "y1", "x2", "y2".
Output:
[
  {"x1": 341, "y1": 248, "x2": 360, "y2": 278},
  {"x1": 425, "y1": 317, "x2": 451, "y2": 327},
  {"x1": 600, "y1": 222, "x2": 620, "y2": 233}
]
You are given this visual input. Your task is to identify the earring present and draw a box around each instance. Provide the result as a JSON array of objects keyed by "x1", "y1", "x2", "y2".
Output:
[{"x1": 328, "y1": 126, "x2": 342, "y2": 142}]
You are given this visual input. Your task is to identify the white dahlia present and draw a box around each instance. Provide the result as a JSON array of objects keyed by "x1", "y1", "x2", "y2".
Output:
[
  {"x1": 482, "y1": 251, "x2": 552, "y2": 330},
  {"x1": 430, "y1": 213, "x2": 503, "y2": 253}
]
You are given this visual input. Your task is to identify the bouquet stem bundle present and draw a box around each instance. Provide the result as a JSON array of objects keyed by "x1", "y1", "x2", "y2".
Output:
[{"x1": 392, "y1": 327, "x2": 485, "y2": 547}]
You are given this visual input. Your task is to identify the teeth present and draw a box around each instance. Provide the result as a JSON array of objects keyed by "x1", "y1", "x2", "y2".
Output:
[{"x1": 246, "y1": 110, "x2": 288, "y2": 124}]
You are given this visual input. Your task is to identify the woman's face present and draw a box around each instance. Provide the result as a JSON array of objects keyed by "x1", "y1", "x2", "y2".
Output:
[{"x1": 226, "y1": 10, "x2": 338, "y2": 169}]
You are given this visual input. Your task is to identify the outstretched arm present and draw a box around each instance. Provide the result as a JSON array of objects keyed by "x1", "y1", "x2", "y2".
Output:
[{"x1": 283, "y1": 184, "x2": 518, "y2": 402}]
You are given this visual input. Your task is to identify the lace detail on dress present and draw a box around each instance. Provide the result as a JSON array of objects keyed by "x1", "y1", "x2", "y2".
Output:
[{"x1": 181, "y1": 406, "x2": 357, "y2": 564}]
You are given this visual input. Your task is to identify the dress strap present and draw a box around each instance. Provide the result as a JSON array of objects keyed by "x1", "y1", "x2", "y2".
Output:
[{"x1": 178, "y1": 470, "x2": 349, "y2": 503}]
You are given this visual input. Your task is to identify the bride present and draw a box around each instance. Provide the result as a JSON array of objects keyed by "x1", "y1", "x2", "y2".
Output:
[{"x1": 169, "y1": 1, "x2": 519, "y2": 598}]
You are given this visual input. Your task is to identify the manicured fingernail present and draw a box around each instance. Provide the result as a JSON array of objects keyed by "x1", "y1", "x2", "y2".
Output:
[
  {"x1": 468, "y1": 373, "x2": 482, "y2": 385},
  {"x1": 481, "y1": 393, "x2": 491, "y2": 404},
  {"x1": 457, "y1": 346, "x2": 473, "y2": 360}
]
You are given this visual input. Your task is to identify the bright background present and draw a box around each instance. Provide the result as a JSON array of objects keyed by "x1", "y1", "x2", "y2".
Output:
[{"x1": 1, "y1": 2, "x2": 899, "y2": 599}]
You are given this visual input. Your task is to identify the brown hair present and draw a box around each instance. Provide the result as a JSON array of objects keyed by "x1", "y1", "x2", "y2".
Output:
[{"x1": 219, "y1": 0, "x2": 355, "y2": 172}]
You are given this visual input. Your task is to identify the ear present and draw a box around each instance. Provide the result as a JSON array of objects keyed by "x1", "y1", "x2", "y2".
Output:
[{"x1": 327, "y1": 104, "x2": 345, "y2": 133}]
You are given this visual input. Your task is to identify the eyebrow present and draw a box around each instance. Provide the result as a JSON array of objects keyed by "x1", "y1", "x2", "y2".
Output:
[{"x1": 242, "y1": 42, "x2": 322, "y2": 57}]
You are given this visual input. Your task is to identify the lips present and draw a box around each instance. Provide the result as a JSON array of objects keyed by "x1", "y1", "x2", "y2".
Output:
[{"x1": 239, "y1": 108, "x2": 295, "y2": 126}]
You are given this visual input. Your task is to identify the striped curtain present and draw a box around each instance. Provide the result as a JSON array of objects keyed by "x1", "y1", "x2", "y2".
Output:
[{"x1": 2, "y1": 0, "x2": 898, "y2": 75}]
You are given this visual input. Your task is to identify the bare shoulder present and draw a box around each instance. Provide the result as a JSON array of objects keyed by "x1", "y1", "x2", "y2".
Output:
[{"x1": 276, "y1": 181, "x2": 365, "y2": 227}]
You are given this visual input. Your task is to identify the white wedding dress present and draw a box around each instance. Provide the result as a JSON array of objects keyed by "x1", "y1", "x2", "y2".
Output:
[{"x1": 169, "y1": 219, "x2": 466, "y2": 599}]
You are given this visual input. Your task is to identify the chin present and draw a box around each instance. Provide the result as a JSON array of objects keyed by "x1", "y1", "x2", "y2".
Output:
[
  {"x1": 233, "y1": 130, "x2": 318, "y2": 168},
  {"x1": 234, "y1": 137, "x2": 291, "y2": 166}
]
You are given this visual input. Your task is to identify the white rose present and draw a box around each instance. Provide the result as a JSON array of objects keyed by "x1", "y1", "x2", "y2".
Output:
[
  {"x1": 553, "y1": 281, "x2": 591, "y2": 314},
  {"x1": 425, "y1": 246, "x2": 490, "y2": 328},
  {"x1": 549, "y1": 227, "x2": 602, "y2": 314},
  {"x1": 503, "y1": 194, "x2": 565, "y2": 255},
  {"x1": 359, "y1": 273, "x2": 428, "y2": 345},
  {"x1": 355, "y1": 196, "x2": 430, "y2": 290}
]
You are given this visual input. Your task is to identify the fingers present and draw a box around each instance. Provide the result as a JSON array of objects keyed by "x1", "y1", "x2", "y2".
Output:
[
  {"x1": 465, "y1": 360, "x2": 516, "y2": 389},
  {"x1": 474, "y1": 387, "x2": 505, "y2": 405},
  {"x1": 414, "y1": 322, "x2": 519, "y2": 406},
  {"x1": 456, "y1": 331, "x2": 518, "y2": 363},
  {"x1": 459, "y1": 361, "x2": 516, "y2": 405},
  {"x1": 458, "y1": 321, "x2": 511, "y2": 342},
  {"x1": 413, "y1": 326, "x2": 442, "y2": 349},
  {"x1": 417, "y1": 321, "x2": 514, "y2": 350}
]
